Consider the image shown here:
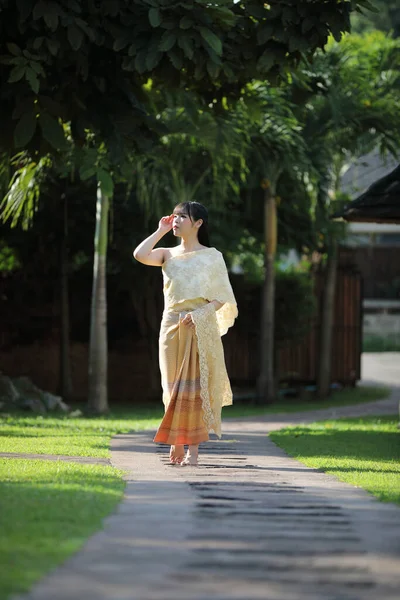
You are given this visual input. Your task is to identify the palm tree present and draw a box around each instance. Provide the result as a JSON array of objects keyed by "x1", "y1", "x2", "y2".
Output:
[
  {"x1": 87, "y1": 185, "x2": 109, "y2": 413},
  {"x1": 295, "y1": 32, "x2": 400, "y2": 397},
  {"x1": 242, "y1": 85, "x2": 311, "y2": 403}
]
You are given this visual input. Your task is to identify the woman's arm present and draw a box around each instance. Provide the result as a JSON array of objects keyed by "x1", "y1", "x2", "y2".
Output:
[
  {"x1": 209, "y1": 300, "x2": 224, "y2": 311},
  {"x1": 181, "y1": 300, "x2": 224, "y2": 328},
  {"x1": 133, "y1": 215, "x2": 173, "y2": 266}
]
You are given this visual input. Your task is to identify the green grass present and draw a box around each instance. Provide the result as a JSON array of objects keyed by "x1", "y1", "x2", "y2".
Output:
[
  {"x1": 270, "y1": 415, "x2": 400, "y2": 505},
  {"x1": 0, "y1": 386, "x2": 390, "y2": 458},
  {"x1": 0, "y1": 408, "x2": 162, "y2": 458},
  {"x1": 0, "y1": 459, "x2": 125, "y2": 599}
]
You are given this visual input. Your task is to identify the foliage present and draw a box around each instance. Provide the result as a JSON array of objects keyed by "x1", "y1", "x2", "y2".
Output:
[
  {"x1": 0, "y1": 0, "x2": 375, "y2": 157},
  {"x1": 270, "y1": 415, "x2": 400, "y2": 505},
  {"x1": 132, "y1": 96, "x2": 248, "y2": 223},
  {"x1": 351, "y1": 0, "x2": 400, "y2": 37},
  {"x1": 0, "y1": 241, "x2": 21, "y2": 272},
  {"x1": 363, "y1": 334, "x2": 400, "y2": 353},
  {"x1": 0, "y1": 152, "x2": 51, "y2": 229}
]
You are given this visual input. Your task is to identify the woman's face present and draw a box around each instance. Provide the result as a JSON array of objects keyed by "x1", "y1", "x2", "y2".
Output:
[{"x1": 172, "y1": 210, "x2": 201, "y2": 238}]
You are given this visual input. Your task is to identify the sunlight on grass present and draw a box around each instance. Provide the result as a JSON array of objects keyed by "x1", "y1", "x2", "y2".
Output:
[
  {"x1": 0, "y1": 412, "x2": 162, "y2": 457},
  {"x1": 270, "y1": 415, "x2": 400, "y2": 505},
  {"x1": 0, "y1": 459, "x2": 125, "y2": 599},
  {"x1": 0, "y1": 386, "x2": 390, "y2": 457}
]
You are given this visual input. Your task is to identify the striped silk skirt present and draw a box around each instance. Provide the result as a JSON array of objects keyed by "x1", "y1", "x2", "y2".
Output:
[{"x1": 153, "y1": 298, "x2": 210, "y2": 446}]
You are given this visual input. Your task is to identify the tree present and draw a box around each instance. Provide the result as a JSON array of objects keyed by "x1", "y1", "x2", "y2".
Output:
[
  {"x1": 241, "y1": 86, "x2": 310, "y2": 403},
  {"x1": 351, "y1": 0, "x2": 400, "y2": 37},
  {"x1": 292, "y1": 31, "x2": 400, "y2": 396},
  {"x1": 1, "y1": 0, "x2": 374, "y2": 412}
]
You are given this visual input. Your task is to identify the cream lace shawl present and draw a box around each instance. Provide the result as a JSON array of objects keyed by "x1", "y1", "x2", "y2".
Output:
[
  {"x1": 162, "y1": 247, "x2": 238, "y2": 437},
  {"x1": 162, "y1": 247, "x2": 238, "y2": 335}
]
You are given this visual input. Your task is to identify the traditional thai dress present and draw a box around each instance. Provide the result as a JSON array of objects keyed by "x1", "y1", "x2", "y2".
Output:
[{"x1": 153, "y1": 247, "x2": 238, "y2": 446}]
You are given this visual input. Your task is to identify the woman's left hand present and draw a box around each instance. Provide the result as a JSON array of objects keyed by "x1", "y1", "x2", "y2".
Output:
[{"x1": 181, "y1": 313, "x2": 195, "y2": 329}]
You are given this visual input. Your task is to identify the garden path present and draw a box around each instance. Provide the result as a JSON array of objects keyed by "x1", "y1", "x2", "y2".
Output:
[{"x1": 13, "y1": 378, "x2": 400, "y2": 600}]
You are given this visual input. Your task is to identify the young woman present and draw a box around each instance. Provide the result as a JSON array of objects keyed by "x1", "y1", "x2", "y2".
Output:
[{"x1": 133, "y1": 202, "x2": 237, "y2": 466}]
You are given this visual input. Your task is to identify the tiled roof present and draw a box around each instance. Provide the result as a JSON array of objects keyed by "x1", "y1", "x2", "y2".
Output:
[{"x1": 341, "y1": 150, "x2": 398, "y2": 198}]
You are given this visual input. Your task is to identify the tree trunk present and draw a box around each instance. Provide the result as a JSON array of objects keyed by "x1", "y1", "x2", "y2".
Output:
[
  {"x1": 58, "y1": 192, "x2": 73, "y2": 401},
  {"x1": 257, "y1": 182, "x2": 277, "y2": 404},
  {"x1": 317, "y1": 239, "x2": 338, "y2": 398},
  {"x1": 87, "y1": 186, "x2": 109, "y2": 414}
]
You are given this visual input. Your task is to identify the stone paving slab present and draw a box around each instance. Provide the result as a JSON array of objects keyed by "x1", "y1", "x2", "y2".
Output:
[
  {"x1": 13, "y1": 390, "x2": 400, "y2": 600},
  {"x1": 0, "y1": 452, "x2": 110, "y2": 465}
]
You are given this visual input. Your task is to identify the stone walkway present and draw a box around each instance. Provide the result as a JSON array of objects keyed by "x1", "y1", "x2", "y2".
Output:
[{"x1": 13, "y1": 388, "x2": 400, "y2": 600}]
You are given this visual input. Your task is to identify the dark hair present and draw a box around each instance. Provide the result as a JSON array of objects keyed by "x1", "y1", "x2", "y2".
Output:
[{"x1": 173, "y1": 201, "x2": 211, "y2": 247}]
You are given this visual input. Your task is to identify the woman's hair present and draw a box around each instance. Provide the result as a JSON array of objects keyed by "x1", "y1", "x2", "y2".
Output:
[{"x1": 174, "y1": 201, "x2": 210, "y2": 247}]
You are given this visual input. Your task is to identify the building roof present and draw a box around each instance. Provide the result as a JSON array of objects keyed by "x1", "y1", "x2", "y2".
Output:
[
  {"x1": 341, "y1": 150, "x2": 398, "y2": 197},
  {"x1": 334, "y1": 163, "x2": 400, "y2": 224}
]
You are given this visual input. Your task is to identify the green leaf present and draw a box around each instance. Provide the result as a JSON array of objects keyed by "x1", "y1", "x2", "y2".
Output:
[
  {"x1": 97, "y1": 169, "x2": 114, "y2": 197},
  {"x1": 14, "y1": 110, "x2": 37, "y2": 147},
  {"x1": 68, "y1": 0, "x2": 82, "y2": 13},
  {"x1": 257, "y1": 51, "x2": 275, "y2": 72},
  {"x1": 32, "y1": 0, "x2": 46, "y2": 20},
  {"x1": 178, "y1": 34, "x2": 194, "y2": 59},
  {"x1": 145, "y1": 51, "x2": 162, "y2": 70},
  {"x1": 75, "y1": 18, "x2": 96, "y2": 42},
  {"x1": 206, "y1": 60, "x2": 220, "y2": 79},
  {"x1": 32, "y1": 36, "x2": 44, "y2": 50},
  {"x1": 29, "y1": 61, "x2": 45, "y2": 75},
  {"x1": 135, "y1": 50, "x2": 148, "y2": 74},
  {"x1": 39, "y1": 112, "x2": 66, "y2": 149},
  {"x1": 68, "y1": 25, "x2": 84, "y2": 51},
  {"x1": 198, "y1": 27, "x2": 222, "y2": 56},
  {"x1": 79, "y1": 166, "x2": 97, "y2": 181},
  {"x1": 210, "y1": 6, "x2": 235, "y2": 26},
  {"x1": 158, "y1": 31, "x2": 177, "y2": 52},
  {"x1": 17, "y1": 0, "x2": 34, "y2": 22},
  {"x1": 7, "y1": 43, "x2": 22, "y2": 56},
  {"x1": 46, "y1": 38, "x2": 60, "y2": 56},
  {"x1": 194, "y1": 62, "x2": 204, "y2": 81},
  {"x1": 149, "y1": 7, "x2": 161, "y2": 27},
  {"x1": 43, "y1": 5, "x2": 59, "y2": 30},
  {"x1": 113, "y1": 37, "x2": 130, "y2": 51},
  {"x1": 223, "y1": 64, "x2": 234, "y2": 80},
  {"x1": 180, "y1": 16, "x2": 193, "y2": 30},
  {"x1": 8, "y1": 66, "x2": 26, "y2": 83},
  {"x1": 25, "y1": 67, "x2": 40, "y2": 93},
  {"x1": 357, "y1": 0, "x2": 379, "y2": 12},
  {"x1": 169, "y1": 49, "x2": 183, "y2": 70}
]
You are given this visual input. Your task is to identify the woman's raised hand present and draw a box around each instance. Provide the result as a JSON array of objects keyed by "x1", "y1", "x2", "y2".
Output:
[{"x1": 158, "y1": 214, "x2": 174, "y2": 233}]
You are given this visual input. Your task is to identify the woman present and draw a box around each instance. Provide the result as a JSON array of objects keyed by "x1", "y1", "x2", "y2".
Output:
[{"x1": 133, "y1": 202, "x2": 237, "y2": 466}]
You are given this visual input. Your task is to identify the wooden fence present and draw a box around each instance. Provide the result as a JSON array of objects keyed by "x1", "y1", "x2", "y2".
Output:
[
  {"x1": 224, "y1": 267, "x2": 362, "y2": 386},
  {"x1": 350, "y1": 246, "x2": 400, "y2": 299}
]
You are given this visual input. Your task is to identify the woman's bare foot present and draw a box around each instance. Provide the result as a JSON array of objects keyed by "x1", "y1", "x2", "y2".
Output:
[
  {"x1": 169, "y1": 445, "x2": 185, "y2": 464},
  {"x1": 181, "y1": 444, "x2": 199, "y2": 466}
]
